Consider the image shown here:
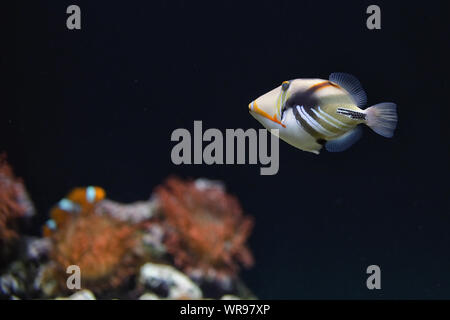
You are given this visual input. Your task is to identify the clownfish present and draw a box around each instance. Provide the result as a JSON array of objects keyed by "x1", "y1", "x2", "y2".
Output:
[
  {"x1": 42, "y1": 186, "x2": 105, "y2": 237},
  {"x1": 248, "y1": 73, "x2": 398, "y2": 154}
]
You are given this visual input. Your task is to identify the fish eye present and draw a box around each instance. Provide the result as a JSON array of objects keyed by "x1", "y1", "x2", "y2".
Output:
[{"x1": 281, "y1": 81, "x2": 290, "y2": 91}]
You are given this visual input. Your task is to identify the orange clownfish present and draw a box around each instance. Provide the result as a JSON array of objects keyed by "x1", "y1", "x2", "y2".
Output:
[{"x1": 43, "y1": 186, "x2": 106, "y2": 237}]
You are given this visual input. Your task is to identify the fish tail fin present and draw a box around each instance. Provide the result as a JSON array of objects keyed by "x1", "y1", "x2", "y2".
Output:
[{"x1": 365, "y1": 102, "x2": 398, "y2": 138}]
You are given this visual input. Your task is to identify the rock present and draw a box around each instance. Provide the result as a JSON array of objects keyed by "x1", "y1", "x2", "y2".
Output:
[
  {"x1": 33, "y1": 262, "x2": 58, "y2": 297},
  {"x1": 57, "y1": 289, "x2": 96, "y2": 300},
  {"x1": 0, "y1": 273, "x2": 22, "y2": 297},
  {"x1": 141, "y1": 224, "x2": 166, "y2": 256},
  {"x1": 188, "y1": 268, "x2": 235, "y2": 298},
  {"x1": 25, "y1": 237, "x2": 52, "y2": 261},
  {"x1": 138, "y1": 263, "x2": 202, "y2": 299},
  {"x1": 138, "y1": 292, "x2": 160, "y2": 300},
  {"x1": 221, "y1": 294, "x2": 241, "y2": 300},
  {"x1": 194, "y1": 178, "x2": 225, "y2": 191},
  {"x1": 0, "y1": 261, "x2": 28, "y2": 297},
  {"x1": 95, "y1": 199, "x2": 158, "y2": 223}
]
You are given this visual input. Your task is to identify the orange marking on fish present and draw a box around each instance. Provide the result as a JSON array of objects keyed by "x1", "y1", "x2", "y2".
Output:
[
  {"x1": 253, "y1": 102, "x2": 286, "y2": 128},
  {"x1": 308, "y1": 81, "x2": 340, "y2": 92},
  {"x1": 67, "y1": 186, "x2": 106, "y2": 206},
  {"x1": 43, "y1": 225, "x2": 53, "y2": 237},
  {"x1": 51, "y1": 208, "x2": 71, "y2": 226}
]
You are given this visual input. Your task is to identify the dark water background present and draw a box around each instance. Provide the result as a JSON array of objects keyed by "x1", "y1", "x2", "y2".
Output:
[{"x1": 8, "y1": 1, "x2": 450, "y2": 298}]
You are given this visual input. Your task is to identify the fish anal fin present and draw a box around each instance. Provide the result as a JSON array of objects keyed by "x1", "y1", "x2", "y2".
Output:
[
  {"x1": 325, "y1": 126, "x2": 363, "y2": 152},
  {"x1": 329, "y1": 73, "x2": 367, "y2": 107}
]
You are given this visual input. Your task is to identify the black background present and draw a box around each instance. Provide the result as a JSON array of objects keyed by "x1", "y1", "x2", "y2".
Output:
[{"x1": 8, "y1": 1, "x2": 450, "y2": 298}]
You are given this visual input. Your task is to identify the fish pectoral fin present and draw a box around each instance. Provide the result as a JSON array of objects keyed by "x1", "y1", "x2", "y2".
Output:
[
  {"x1": 329, "y1": 73, "x2": 367, "y2": 108},
  {"x1": 325, "y1": 126, "x2": 363, "y2": 152}
]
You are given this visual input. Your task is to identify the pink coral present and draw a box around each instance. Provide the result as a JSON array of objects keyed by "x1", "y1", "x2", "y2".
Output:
[
  {"x1": 156, "y1": 177, "x2": 254, "y2": 278},
  {"x1": 48, "y1": 207, "x2": 140, "y2": 294},
  {"x1": 0, "y1": 153, "x2": 34, "y2": 241}
]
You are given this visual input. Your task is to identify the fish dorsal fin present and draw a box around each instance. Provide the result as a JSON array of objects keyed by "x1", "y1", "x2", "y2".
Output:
[
  {"x1": 329, "y1": 73, "x2": 367, "y2": 107},
  {"x1": 325, "y1": 125, "x2": 363, "y2": 152}
]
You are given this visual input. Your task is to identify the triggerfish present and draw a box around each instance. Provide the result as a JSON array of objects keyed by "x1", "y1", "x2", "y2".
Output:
[{"x1": 248, "y1": 73, "x2": 398, "y2": 154}]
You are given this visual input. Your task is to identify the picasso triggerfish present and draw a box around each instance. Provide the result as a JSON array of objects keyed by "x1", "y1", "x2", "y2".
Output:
[{"x1": 248, "y1": 73, "x2": 398, "y2": 154}]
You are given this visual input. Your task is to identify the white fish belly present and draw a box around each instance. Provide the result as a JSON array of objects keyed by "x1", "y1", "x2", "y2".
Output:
[{"x1": 278, "y1": 108, "x2": 322, "y2": 154}]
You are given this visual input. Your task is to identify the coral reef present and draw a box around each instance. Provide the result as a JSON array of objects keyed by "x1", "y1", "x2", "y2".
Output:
[
  {"x1": 25, "y1": 237, "x2": 51, "y2": 261},
  {"x1": 156, "y1": 177, "x2": 254, "y2": 282},
  {"x1": 48, "y1": 212, "x2": 139, "y2": 295},
  {"x1": 0, "y1": 154, "x2": 35, "y2": 268},
  {"x1": 0, "y1": 172, "x2": 255, "y2": 300},
  {"x1": 138, "y1": 262, "x2": 202, "y2": 299},
  {"x1": 0, "y1": 154, "x2": 34, "y2": 241},
  {"x1": 56, "y1": 289, "x2": 96, "y2": 300},
  {"x1": 94, "y1": 199, "x2": 157, "y2": 224}
]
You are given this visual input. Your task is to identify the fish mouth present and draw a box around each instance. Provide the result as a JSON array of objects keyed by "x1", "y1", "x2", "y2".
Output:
[{"x1": 248, "y1": 101, "x2": 286, "y2": 128}]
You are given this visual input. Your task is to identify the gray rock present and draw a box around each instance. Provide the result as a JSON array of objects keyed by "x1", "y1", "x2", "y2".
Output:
[
  {"x1": 57, "y1": 289, "x2": 96, "y2": 300},
  {"x1": 141, "y1": 224, "x2": 166, "y2": 256},
  {"x1": 195, "y1": 178, "x2": 225, "y2": 191},
  {"x1": 139, "y1": 263, "x2": 202, "y2": 299},
  {"x1": 0, "y1": 273, "x2": 22, "y2": 296},
  {"x1": 221, "y1": 294, "x2": 241, "y2": 300},
  {"x1": 33, "y1": 262, "x2": 58, "y2": 297},
  {"x1": 0, "y1": 261, "x2": 27, "y2": 297},
  {"x1": 25, "y1": 237, "x2": 52, "y2": 260},
  {"x1": 138, "y1": 292, "x2": 160, "y2": 300},
  {"x1": 95, "y1": 199, "x2": 158, "y2": 223}
]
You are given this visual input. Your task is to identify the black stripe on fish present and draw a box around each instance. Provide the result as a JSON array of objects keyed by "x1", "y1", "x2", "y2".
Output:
[
  {"x1": 303, "y1": 106, "x2": 321, "y2": 121},
  {"x1": 285, "y1": 84, "x2": 343, "y2": 137},
  {"x1": 300, "y1": 105, "x2": 342, "y2": 136},
  {"x1": 285, "y1": 84, "x2": 321, "y2": 110},
  {"x1": 284, "y1": 81, "x2": 338, "y2": 112},
  {"x1": 292, "y1": 105, "x2": 318, "y2": 137},
  {"x1": 336, "y1": 108, "x2": 366, "y2": 120},
  {"x1": 286, "y1": 90, "x2": 334, "y2": 138},
  {"x1": 284, "y1": 81, "x2": 339, "y2": 113}
]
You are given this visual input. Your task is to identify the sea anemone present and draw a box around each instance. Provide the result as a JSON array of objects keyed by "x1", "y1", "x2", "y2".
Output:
[
  {"x1": 49, "y1": 211, "x2": 139, "y2": 295},
  {"x1": 156, "y1": 177, "x2": 254, "y2": 279}
]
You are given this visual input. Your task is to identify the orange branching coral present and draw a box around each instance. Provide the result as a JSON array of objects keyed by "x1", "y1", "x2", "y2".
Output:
[
  {"x1": 0, "y1": 153, "x2": 34, "y2": 241},
  {"x1": 50, "y1": 209, "x2": 139, "y2": 294},
  {"x1": 156, "y1": 177, "x2": 254, "y2": 277}
]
